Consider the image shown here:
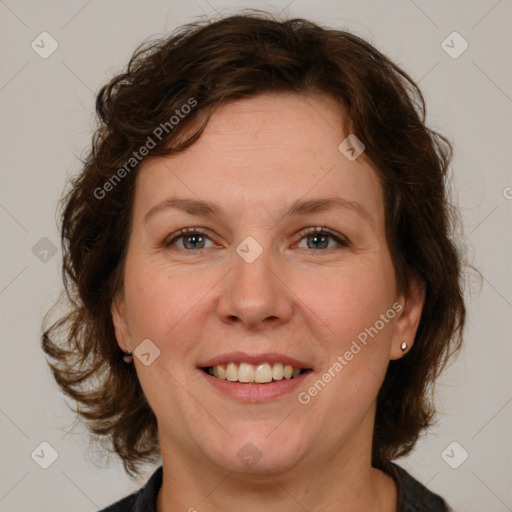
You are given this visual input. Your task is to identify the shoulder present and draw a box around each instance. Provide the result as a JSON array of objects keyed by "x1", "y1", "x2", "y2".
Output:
[
  {"x1": 97, "y1": 466, "x2": 163, "y2": 512},
  {"x1": 98, "y1": 492, "x2": 138, "y2": 512},
  {"x1": 388, "y1": 463, "x2": 452, "y2": 512}
]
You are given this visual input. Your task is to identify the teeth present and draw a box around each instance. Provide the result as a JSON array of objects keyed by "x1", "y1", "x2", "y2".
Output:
[
  {"x1": 238, "y1": 363, "x2": 255, "y2": 383},
  {"x1": 214, "y1": 364, "x2": 226, "y2": 380},
  {"x1": 255, "y1": 363, "x2": 272, "y2": 383},
  {"x1": 272, "y1": 362, "x2": 284, "y2": 380},
  {"x1": 226, "y1": 362, "x2": 238, "y2": 382},
  {"x1": 206, "y1": 362, "x2": 305, "y2": 383}
]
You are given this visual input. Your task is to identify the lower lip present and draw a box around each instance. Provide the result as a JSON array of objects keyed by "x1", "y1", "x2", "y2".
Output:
[{"x1": 200, "y1": 369, "x2": 311, "y2": 403}]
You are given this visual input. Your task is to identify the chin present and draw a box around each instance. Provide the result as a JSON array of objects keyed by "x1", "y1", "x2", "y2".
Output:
[{"x1": 204, "y1": 428, "x2": 309, "y2": 476}]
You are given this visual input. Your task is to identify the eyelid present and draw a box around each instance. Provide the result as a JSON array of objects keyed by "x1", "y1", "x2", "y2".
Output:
[
  {"x1": 164, "y1": 226, "x2": 350, "y2": 251},
  {"x1": 296, "y1": 226, "x2": 346, "y2": 239},
  {"x1": 163, "y1": 227, "x2": 214, "y2": 248},
  {"x1": 294, "y1": 226, "x2": 351, "y2": 248}
]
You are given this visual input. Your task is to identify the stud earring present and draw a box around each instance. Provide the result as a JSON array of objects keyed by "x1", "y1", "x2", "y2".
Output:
[
  {"x1": 122, "y1": 350, "x2": 133, "y2": 363},
  {"x1": 400, "y1": 341, "x2": 408, "y2": 352}
]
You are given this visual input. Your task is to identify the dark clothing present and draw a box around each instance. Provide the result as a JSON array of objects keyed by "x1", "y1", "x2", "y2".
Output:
[
  {"x1": 388, "y1": 463, "x2": 451, "y2": 511},
  {"x1": 98, "y1": 463, "x2": 450, "y2": 512}
]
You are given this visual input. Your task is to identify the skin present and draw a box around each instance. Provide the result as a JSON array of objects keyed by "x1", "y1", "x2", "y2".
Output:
[{"x1": 112, "y1": 92, "x2": 425, "y2": 511}]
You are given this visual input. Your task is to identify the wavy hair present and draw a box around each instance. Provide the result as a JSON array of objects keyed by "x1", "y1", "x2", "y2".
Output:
[{"x1": 42, "y1": 11, "x2": 466, "y2": 477}]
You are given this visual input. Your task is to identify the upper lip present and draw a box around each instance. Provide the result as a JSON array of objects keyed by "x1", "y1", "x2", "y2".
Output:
[{"x1": 198, "y1": 351, "x2": 312, "y2": 369}]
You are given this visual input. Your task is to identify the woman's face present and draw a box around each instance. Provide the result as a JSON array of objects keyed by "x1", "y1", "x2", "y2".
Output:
[{"x1": 112, "y1": 92, "x2": 423, "y2": 476}]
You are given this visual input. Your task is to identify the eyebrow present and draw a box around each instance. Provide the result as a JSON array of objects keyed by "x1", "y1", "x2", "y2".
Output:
[{"x1": 144, "y1": 197, "x2": 372, "y2": 224}]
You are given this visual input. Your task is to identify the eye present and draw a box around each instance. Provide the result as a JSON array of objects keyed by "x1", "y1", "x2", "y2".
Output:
[
  {"x1": 163, "y1": 226, "x2": 350, "y2": 254},
  {"x1": 164, "y1": 228, "x2": 216, "y2": 252},
  {"x1": 296, "y1": 227, "x2": 350, "y2": 251}
]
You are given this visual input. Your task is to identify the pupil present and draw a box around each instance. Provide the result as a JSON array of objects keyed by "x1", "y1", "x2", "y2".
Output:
[
  {"x1": 183, "y1": 233, "x2": 329, "y2": 250},
  {"x1": 309, "y1": 234, "x2": 328, "y2": 249},
  {"x1": 185, "y1": 235, "x2": 204, "y2": 249}
]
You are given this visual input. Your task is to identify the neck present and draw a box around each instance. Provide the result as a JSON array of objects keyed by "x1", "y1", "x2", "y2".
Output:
[{"x1": 156, "y1": 426, "x2": 397, "y2": 512}]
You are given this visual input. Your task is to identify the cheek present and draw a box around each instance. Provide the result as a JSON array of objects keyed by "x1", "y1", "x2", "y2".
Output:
[
  {"x1": 296, "y1": 263, "x2": 396, "y2": 398},
  {"x1": 123, "y1": 260, "x2": 184, "y2": 338},
  {"x1": 293, "y1": 257, "x2": 396, "y2": 345},
  {"x1": 123, "y1": 257, "x2": 222, "y2": 346}
]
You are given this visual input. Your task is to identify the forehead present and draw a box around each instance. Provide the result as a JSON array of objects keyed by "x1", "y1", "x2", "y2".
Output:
[{"x1": 134, "y1": 92, "x2": 384, "y2": 229}]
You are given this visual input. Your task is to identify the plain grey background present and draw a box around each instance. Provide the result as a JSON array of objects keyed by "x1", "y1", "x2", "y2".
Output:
[{"x1": 0, "y1": 0, "x2": 511, "y2": 510}]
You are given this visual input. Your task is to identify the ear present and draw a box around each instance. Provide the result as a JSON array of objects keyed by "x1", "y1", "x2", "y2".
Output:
[
  {"x1": 390, "y1": 275, "x2": 425, "y2": 360},
  {"x1": 111, "y1": 291, "x2": 131, "y2": 353}
]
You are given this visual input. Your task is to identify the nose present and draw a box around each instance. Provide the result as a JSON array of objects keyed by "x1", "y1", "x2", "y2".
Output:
[{"x1": 216, "y1": 241, "x2": 294, "y2": 330}]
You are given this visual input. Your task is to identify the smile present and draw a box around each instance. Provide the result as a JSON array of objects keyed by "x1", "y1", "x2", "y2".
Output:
[
  {"x1": 198, "y1": 352, "x2": 313, "y2": 401},
  {"x1": 203, "y1": 362, "x2": 308, "y2": 383}
]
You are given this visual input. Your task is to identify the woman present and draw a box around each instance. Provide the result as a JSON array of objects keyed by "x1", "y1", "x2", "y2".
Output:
[{"x1": 42, "y1": 11, "x2": 466, "y2": 511}]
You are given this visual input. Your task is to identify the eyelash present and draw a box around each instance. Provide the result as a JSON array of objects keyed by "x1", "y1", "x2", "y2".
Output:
[{"x1": 163, "y1": 227, "x2": 350, "y2": 253}]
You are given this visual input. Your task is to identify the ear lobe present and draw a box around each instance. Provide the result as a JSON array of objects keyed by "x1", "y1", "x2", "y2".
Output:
[
  {"x1": 390, "y1": 276, "x2": 425, "y2": 360},
  {"x1": 111, "y1": 293, "x2": 131, "y2": 352}
]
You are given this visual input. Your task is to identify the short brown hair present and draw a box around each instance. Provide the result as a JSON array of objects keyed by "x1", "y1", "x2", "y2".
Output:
[{"x1": 42, "y1": 11, "x2": 466, "y2": 477}]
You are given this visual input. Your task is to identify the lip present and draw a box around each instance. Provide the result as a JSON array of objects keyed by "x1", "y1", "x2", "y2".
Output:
[
  {"x1": 198, "y1": 351, "x2": 311, "y2": 369},
  {"x1": 200, "y1": 368, "x2": 311, "y2": 403}
]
